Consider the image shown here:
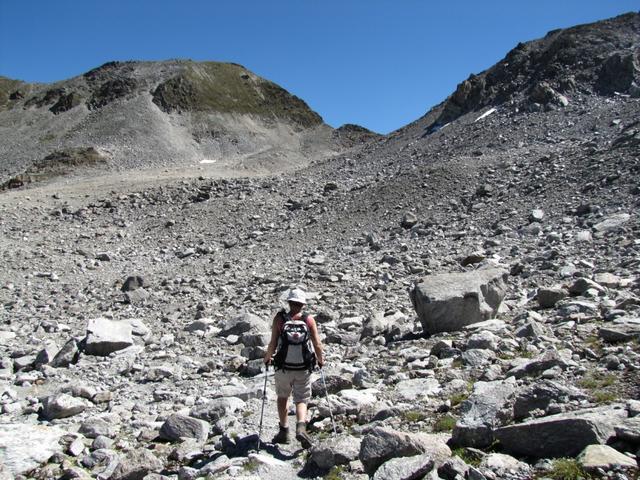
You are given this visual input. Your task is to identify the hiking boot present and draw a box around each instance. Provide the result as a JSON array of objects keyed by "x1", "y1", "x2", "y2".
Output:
[
  {"x1": 296, "y1": 421, "x2": 313, "y2": 449},
  {"x1": 272, "y1": 425, "x2": 290, "y2": 444}
]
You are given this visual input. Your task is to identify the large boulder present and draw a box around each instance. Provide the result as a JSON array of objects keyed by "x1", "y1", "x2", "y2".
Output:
[
  {"x1": 451, "y1": 377, "x2": 517, "y2": 448},
  {"x1": 159, "y1": 414, "x2": 210, "y2": 443},
  {"x1": 373, "y1": 453, "x2": 435, "y2": 480},
  {"x1": 308, "y1": 435, "x2": 362, "y2": 470},
  {"x1": 513, "y1": 380, "x2": 588, "y2": 420},
  {"x1": 0, "y1": 423, "x2": 66, "y2": 476},
  {"x1": 218, "y1": 312, "x2": 268, "y2": 337},
  {"x1": 359, "y1": 427, "x2": 450, "y2": 475},
  {"x1": 41, "y1": 393, "x2": 88, "y2": 420},
  {"x1": 494, "y1": 404, "x2": 628, "y2": 458},
  {"x1": 111, "y1": 449, "x2": 163, "y2": 480},
  {"x1": 410, "y1": 268, "x2": 508, "y2": 334},
  {"x1": 84, "y1": 318, "x2": 134, "y2": 356},
  {"x1": 578, "y1": 444, "x2": 638, "y2": 471}
]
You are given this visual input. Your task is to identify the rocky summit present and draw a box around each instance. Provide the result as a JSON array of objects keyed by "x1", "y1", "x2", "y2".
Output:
[{"x1": 1, "y1": 11, "x2": 640, "y2": 480}]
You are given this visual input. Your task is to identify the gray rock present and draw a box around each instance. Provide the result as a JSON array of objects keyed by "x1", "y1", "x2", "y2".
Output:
[
  {"x1": 218, "y1": 312, "x2": 267, "y2": 337},
  {"x1": 438, "y1": 456, "x2": 471, "y2": 480},
  {"x1": 515, "y1": 320, "x2": 551, "y2": 340},
  {"x1": 311, "y1": 374, "x2": 353, "y2": 397},
  {"x1": 79, "y1": 418, "x2": 119, "y2": 439},
  {"x1": 359, "y1": 427, "x2": 450, "y2": 475},
  {"x1": 42, "y1": 393, "x2": 87, "y2": 420},
  {"x1": 569, "y1": 278, "x2": 606, "y2": 296},
  {"x1": 614, "y1": 416, "x2": 640, "y2": 443},
  {"x1": 599, "y1": 319, "x2": 640, "y2": 343},
  {"x1": 593, "y1": 213, "x2": 631, "y2": 233},
  {"x1": 451, "y1": 378, "x2": 517, "y2": 448},
  {"x1": 506, "y1": 349, "x2": 572, "y2": 379},
  {"x1": 84, "y1": 318, "x2": 134, "y2": 356},
  {"x1": 50, "y1": 338, "x2": 79, "y2": 367},
  {"x1": 121, "y1": 275, "x2": 144, "y2": 292},
  {"x1": 373, "y1": 453, "x2": 435, "y2": 480},
  {"x1": 466, "y1": 331, "x2": 499, "y2": 351},
  {"x1": 34, "y1": 341, "x2": 59, "y2": 368},
  {"x1": 578, "y1": 444, "x2": 637, "y2": 470},
  {"x1": 189, "y1": 397, "x2": 245, "y2": 422},
  {"x1": 410, "y1": 268, "x2": 509, "y2": 334},
  {"x1": 81, "y1": 448, "x2": 120, "y2": 479},
  {"x1": 513, "y1": 380, "x2": 588, "y2": 420},
  {"x1": 479, "y1": 453, "x2": 531, "y2": 478},
  {"x1": 184, "y1": 319, "x2": 215, "y2": 333},
  {"x1": 0, "y1": 423, "x2": 65, "y2": 476},
  {"x1": 536, "y1": 287, "x2": 568, "y2": 308},
  {"x1": 159, "y1": 414, "x2": 210, "y2": 442},
  {"x1": 395, "y1": 378, "x2": 441, "y2": 401},
  {"x1": 111, "y1": 448, "x2": 164, "y2": 480},
  {"x1": 401, "y1": 212, "x2": 418, "y2": 229},
  {"x1": 124, "y1": 287, "x2": 150, "y2": 304},
  {"x1": 461, "y1": 349, "x2": 495, "y2": 368},
  {"x1": 494, "y1": 404, "x2": 628, "y2": 458},
  {"x1": 309, "y1": 434, "x2": 362, "y2": 470}
]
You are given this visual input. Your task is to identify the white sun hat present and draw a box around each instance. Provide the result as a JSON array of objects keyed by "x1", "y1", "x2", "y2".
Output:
[{"x1": 286, "y1": 288, "x2": 307, "y2": 304}]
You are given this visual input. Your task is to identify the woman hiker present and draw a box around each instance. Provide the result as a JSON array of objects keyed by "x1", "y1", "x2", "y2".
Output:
[{"x1": 263, "y1": 288, "x2": 325, "y2": 448}]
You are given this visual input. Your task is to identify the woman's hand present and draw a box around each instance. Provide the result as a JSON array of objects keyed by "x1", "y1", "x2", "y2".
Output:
[{"x1": 263, "y1": 353, "x2": 272, "y2": 365}]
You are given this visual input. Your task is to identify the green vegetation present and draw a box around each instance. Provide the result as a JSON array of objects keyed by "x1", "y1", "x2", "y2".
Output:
[
  {"x1": 450, "y1": 382, "x2": 474, "y2": 407},
  {"x1": 577, "y1": 371, "x2": 616, "y2": 389},
  {"x1": 151, "y1": 61, "x2": 322, "y2": 128},
  {"x1": 577, "y1": 371, "x2": 618, "y2": 404},
  {"x1": 452, "y1": 447, "x2": 481, "y2": 467},
  {"x1": 592, "y1": 390, "x2": 617, "y2": 404},
  {"x1": 433, "y1": 414, "x2": 457, "y2": 432},
  {"x1": 545, "y1": 458, "x2": 591, "y2": 480},
  {"x1": 324, "y1": 465, "x2": 346, "y2": 480},
  {"x1": 403, "y1": 410, "x2": 427, "y2": 422},
  {"x1": 0, "y1": 76, "x2": 26, "y2": 110}
]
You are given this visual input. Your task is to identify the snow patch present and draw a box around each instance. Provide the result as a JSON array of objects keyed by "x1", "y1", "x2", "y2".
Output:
[
  {"x1": 474, "y1": 108, "x2": 497, "y2": 122},
  {"x1": 200, "y1": 159, "x2": 217, "y2": 164}
]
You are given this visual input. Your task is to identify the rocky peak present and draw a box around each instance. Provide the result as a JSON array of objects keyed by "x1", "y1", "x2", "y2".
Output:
[{"x1": 432, "y1": 12, "x2": 639, "y2": 128}]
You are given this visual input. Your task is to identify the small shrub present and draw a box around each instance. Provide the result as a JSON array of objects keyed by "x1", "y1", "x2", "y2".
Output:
[
  {"x1": 324, "y1": 465, "x2": 346, "y2": 480},
  {"x1": 452, "y1": 447, "x2": 481, "y2": 467},
  {"x1": 403, "y1": 410, "x2": 427, "y2": 422},
  {"x1": 577, "y1": 372, "x2": 616, "y2": 389},
  {"x1": 433, "y1": 414, "x2": 456, "y2": 432},
  {"x1": 546, "y1": 458, "x2": 591, "y2": 480},
  {"x1": 592, "y1": 390, "x2": 617, "y2": 404}
]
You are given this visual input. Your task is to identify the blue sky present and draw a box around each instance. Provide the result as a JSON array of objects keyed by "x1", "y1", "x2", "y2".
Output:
[{"x1": 0, "y1": 1, "x2": 636, "y2": 133}]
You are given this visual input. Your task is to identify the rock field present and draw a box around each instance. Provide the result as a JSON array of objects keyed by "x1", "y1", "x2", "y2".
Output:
[{"x1": 1, "y1": 11, "x2": 639, "y2": 480}]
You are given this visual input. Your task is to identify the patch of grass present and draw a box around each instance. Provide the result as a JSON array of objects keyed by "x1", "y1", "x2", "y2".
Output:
[
  {"x1": 451, "y1": 358, "x2": 463, "y2": 369},
  {"x1": 450, "y1": 382, "x2": 474, "y2": 407},
  {"x1": 403, "y1": 410, "x2": 427, "y2": 422},
  {"x1": 152, "y1": 61, "x2": 322, "y2": 128},
  {"x1": 433, "y1": 414, "x2": 457, "y2": 432},
  {"x1": 577, "y1": 371, "x2": 616, "y2": 390},
  {"x1": 452, "y1": 447, "x2": 481, "y2": 467},
  {"x1": 324, "y1": 465, "x2": 346, "y2": 480},
  {"x1": 242, "y1": 410, "x2": 252, "y2": 418},
  {"x1": 545, "y1": 458, "x2": 591, "y2": 480},
  {"x1": 592, "y1": 390, "x2": 617, "y2": 404},
  {"x1": 39, "y1": 133, "x2": 56, "y2": 142}
]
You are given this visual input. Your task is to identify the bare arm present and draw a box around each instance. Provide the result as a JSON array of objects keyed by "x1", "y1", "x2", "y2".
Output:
[
  {"x1": 307, "y1": 316, "x2": 325, "y2": 367},
  {"x1": 263, "y1": 313, "x2": 282, "y2": 364}
]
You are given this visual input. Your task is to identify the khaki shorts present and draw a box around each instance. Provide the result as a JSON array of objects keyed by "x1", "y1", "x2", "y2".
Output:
[{"x1": 274, "y1": 369, "x2": 313, "y2": 404}]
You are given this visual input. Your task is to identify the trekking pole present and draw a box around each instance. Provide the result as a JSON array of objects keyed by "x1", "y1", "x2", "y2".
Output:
[
  {"x1": 319, "y1": 367, "x2": 338, "y2": 436},
  {"x1": 257, "y1": 363, "x2": 269, "y2": 451}
]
